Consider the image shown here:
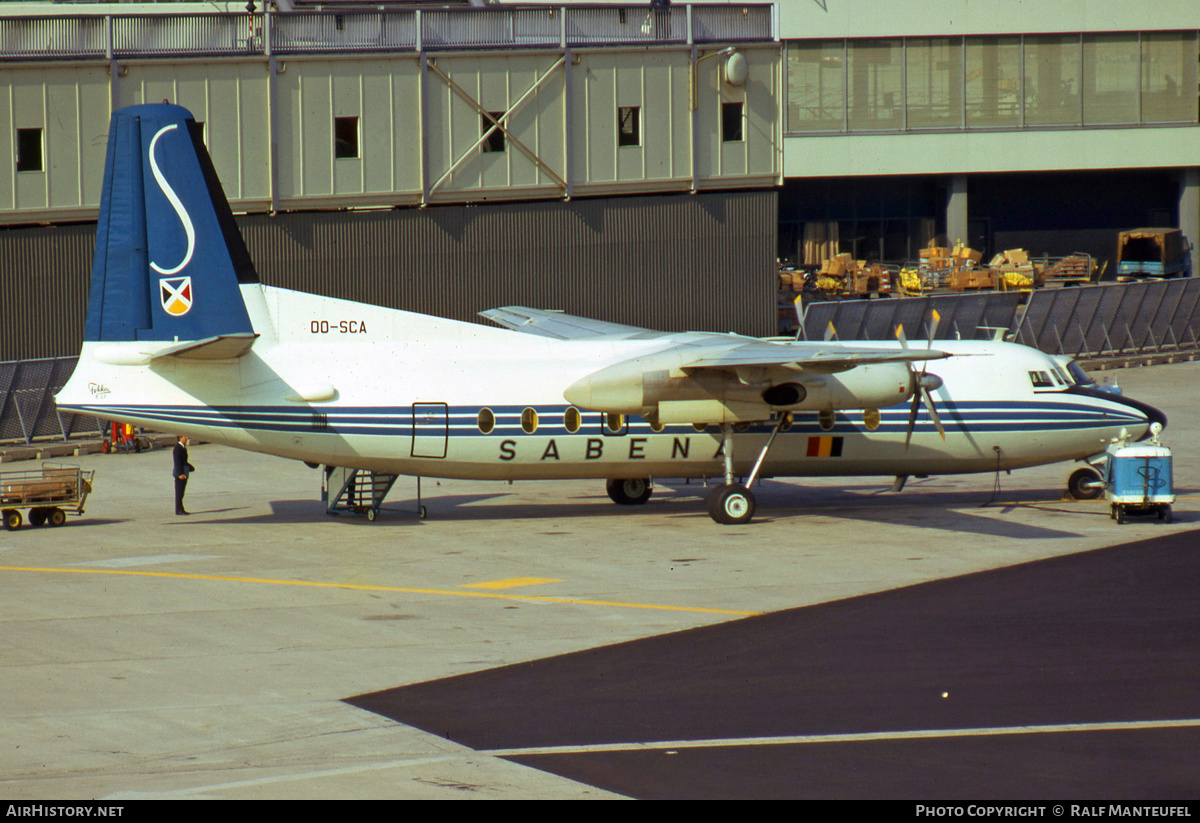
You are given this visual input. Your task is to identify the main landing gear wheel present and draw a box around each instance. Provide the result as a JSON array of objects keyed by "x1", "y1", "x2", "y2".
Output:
[
  {"x1": 606, "y1": 478, "x2": 653, "y2": 506},
  {"x1": 707, "y1": 484, "x2": 756, "y2": 525},
  {"x1": 1067, "y1": 467, "x2": 1103, "y2": 500}
]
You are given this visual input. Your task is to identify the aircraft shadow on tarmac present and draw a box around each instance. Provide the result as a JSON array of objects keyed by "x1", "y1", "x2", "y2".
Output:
[{"x1": 159, "y1": 479, "x2": 1189, "y2": 538}]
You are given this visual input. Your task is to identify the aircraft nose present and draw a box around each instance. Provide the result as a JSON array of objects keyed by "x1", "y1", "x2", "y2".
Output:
[{"x1": 1114, "y1": 394, "x2": 1167, "y2": 439}]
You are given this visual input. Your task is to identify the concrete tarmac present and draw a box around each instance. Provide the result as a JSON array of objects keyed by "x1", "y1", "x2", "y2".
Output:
[{"x1": 0, "y1": 363, "x2": 1196, "y2": 799}]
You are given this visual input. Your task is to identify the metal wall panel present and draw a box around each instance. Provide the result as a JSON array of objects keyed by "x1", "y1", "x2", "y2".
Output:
[
  {"x1": 0, "y1": 223, "x2": 95, "y2": 362},
  {"x1": 0, "y1": 190, "x2": 777, "y2": 361},
  {"x1": 240, "y1": 189, "x2": 778, "y2": 336}
]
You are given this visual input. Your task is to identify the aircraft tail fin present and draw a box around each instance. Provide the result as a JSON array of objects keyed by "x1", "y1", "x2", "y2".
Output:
[{"x1": 85, "y1": 103, "x2": 258, "y2": 345}]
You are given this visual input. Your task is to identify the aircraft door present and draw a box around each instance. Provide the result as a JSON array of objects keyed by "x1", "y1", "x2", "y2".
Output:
[{"x1": 411, "y1": 402, "x2": 448, "y2": 458}]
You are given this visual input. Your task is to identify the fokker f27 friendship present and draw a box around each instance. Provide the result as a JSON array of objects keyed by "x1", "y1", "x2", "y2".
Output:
[{"x1": 57, "y1": 104, "x2": 1166, "y2": 524}]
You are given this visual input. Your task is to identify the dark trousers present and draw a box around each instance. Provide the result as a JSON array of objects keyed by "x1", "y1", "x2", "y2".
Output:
[{"x1": 175, "y1": 476, "x2": 188, "y2": 513}]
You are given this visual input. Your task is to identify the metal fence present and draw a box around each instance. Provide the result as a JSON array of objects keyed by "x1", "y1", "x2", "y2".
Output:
[
  {"x1": 801, "y1": 279, "x2": 1200, "y2": 357},
  {"x1": 0, "y1": 357, "x2": 102, "y2": 446},
  {"x1": 801, "y1": 291, "x2": 1024, "y2": 343},
  {"x1": 1014, "y1": 279, "x2": 1200, "y2": 356},
  {"x1": 0, "y1": 4, "x2": 775, "y2": 59}
]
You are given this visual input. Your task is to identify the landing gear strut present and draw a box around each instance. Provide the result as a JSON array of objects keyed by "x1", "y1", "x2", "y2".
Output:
[{"x1": 706, "y1": 416, "x2": 788, "y2": 525}]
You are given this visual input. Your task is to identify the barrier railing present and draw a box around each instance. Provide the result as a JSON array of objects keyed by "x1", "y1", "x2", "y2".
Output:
[
  {"x1": 801, "y1": 279, "x2": 1200, "y2": 359},
  {"x1": 0, "y1": 358, "x2": 102, "y2": 446},
  {"x1": 0, "y1": 5, "x2": 775, "y2": 60}
]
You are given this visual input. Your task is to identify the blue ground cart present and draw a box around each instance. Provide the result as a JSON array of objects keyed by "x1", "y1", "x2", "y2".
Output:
[{"x1": 1104, "y1": 427, "x2": 1173, "y2": 524}]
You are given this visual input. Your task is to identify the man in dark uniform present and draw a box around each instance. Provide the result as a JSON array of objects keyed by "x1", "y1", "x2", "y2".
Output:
[{"x1": 173, "y1": 435, "x2": 195, "y2": 515}]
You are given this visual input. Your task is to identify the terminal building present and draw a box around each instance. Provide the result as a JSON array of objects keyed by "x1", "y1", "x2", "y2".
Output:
[{"x1": 0, "y1": 0, "x2": 1198, "y2": 361}]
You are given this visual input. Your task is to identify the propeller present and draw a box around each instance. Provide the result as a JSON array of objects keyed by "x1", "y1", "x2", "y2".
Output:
[{"x1": 896, "y1": 311, "x2": 946, "y2": 450}]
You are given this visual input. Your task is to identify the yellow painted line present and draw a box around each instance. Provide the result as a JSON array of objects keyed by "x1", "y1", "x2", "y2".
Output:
[
  {"x1": 462, "y1": 577, "x2": 563, "y2": 590},
  {"x1": 0, "y1": 565, "x2": 758, "y2": 617}
]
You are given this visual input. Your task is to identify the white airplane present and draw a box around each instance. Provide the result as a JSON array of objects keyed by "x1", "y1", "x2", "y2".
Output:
[{"x1": 57, "y1": 104, "x2": 1166, "y2": 524}]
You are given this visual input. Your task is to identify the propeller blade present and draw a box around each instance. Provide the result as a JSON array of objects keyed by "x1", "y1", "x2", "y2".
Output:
[
  {"x1": 921, "y1": 386, "x2": 946, "y2": 440},
  {"x1": 904, "y1": 389, "x2": 920, "y2": 450},
  {"x1": 926, "y1": 309, "x2": 941, "y2": 346},
  {"x1": 824, "y1": 321, "x2": 837, "y2": 342},
  {"x1": 895, "y1": 323, "x2": 908, "y2": 349}
]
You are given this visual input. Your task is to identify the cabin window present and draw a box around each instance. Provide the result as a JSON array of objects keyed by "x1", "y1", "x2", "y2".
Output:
[
  {"x1": 564, "y1": 406, "x2": 581, "y2": 433},
  {"x1": 863, "y1": 408, "x2": 881, "y2": 431},
  {"x1": 521, "y1": 407, "x2": 538, "y2": 433},
  {"x1": 605, "y1": 412, "x2": 625, "y2": 433},
  {"x1": 692, "y1": 423, "x2": 710, "y2": 433},
  {"x1": 777, "y1": 411, "x2": 793, "y2": 432},
  {"x1": 477, "y1": 408, "x2": 495, "y2": 434},
  {"x1": 818, "y1": 409, "x2": 835, "y2": 431},
  {"x1": 647, "y1": 416, "x2": 665, "y2": 433}
]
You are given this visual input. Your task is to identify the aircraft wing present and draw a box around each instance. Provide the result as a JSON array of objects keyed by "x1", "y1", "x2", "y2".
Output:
[
  {"x1": 480, "y1": 306, "x2": 659, "y2": 340},
  {"x1": 678, "y1": 339, "x2": 950, "y2": 372}
]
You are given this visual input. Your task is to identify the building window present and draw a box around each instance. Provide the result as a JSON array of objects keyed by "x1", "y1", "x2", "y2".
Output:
[
  {"x1": 334, "y1": 116, "x2": 359, "y2": 159},
  {"x1": 966, "y1": 36, "x2": 1022, "y2": 128},
  {"x1": 482, "y1": 112, "x2": 506, "y2": 153},
  {"x1": 1024, "y1": 34, "x2": 1082, "y2": 126},
  {"x1": 722, "y1": 101, "x2": 744, "y2": 142},
  {"x1": 618, "y1": 106, "x2": 640, "y2": 146},
  {"x1": 16, "y1": 128, "x2": 42, "y2": 172}
]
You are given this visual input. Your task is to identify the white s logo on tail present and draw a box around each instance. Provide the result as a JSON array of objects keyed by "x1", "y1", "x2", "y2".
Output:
[{"x1": 148, "y1": 124, "x2": 196, "y2": 276}]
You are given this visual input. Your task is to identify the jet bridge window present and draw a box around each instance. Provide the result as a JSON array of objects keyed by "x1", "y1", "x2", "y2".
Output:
[
  {"x1": 16, "y1": 128, "x2": 42, "y2": 172},
  {"x1": 334, "y1": 117, "x2": 359, "y2": 159},
  {"x1": 618, "y1": 106, "x2": 641, "y2": 147},
  {"x1": 482, "y1": 112, "x2": 506, "y2": 153},
  {"x1": 722, "y1": 102, "x2": 744, "y2": 142}
]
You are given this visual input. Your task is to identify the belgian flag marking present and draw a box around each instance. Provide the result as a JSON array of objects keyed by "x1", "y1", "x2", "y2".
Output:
[{"x1": 806, "y1": 436, "x2": 843, "y2": 457}]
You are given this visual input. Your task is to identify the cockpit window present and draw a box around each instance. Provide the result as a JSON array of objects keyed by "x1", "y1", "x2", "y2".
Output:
[
  {"x1": 1066, "y1": 360, "x2": 1095, "y2": 387},
  {"x1": 1029, "y1": 370, "x2": 1055, "y2": 389}
]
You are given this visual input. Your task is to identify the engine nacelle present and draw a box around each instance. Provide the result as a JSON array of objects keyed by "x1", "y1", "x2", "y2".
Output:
[{"x1": 564, "y1": 358, "x2": 914, "y2": 419}]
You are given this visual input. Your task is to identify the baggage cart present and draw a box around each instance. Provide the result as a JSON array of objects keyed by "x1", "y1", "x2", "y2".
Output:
[{"x1": 0, "y1": 463, "x2": 94, "y2": 530}]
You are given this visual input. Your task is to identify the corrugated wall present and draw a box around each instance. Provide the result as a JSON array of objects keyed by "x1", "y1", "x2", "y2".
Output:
[
  {"x1": 0, "y1": 223, "x2": 95, "y2": 361},
  {"x1": 0, "y1": 190, "x2": 777, "y2": 360}
]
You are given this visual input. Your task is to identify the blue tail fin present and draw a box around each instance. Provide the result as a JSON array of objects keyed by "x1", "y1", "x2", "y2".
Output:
[{"x1": 85, "y1": 103, "x2": 258, "y2": 343}]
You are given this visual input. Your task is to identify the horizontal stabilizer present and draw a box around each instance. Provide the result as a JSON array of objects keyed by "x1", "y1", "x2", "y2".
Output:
[{"x1": 150, "y1": 334, "x2": 259, "y2": 361}]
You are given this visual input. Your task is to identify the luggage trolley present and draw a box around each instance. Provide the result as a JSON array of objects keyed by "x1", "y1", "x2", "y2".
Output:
[{"x1": 0, "y1": 463, "x2": 95, "y2": 530}]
